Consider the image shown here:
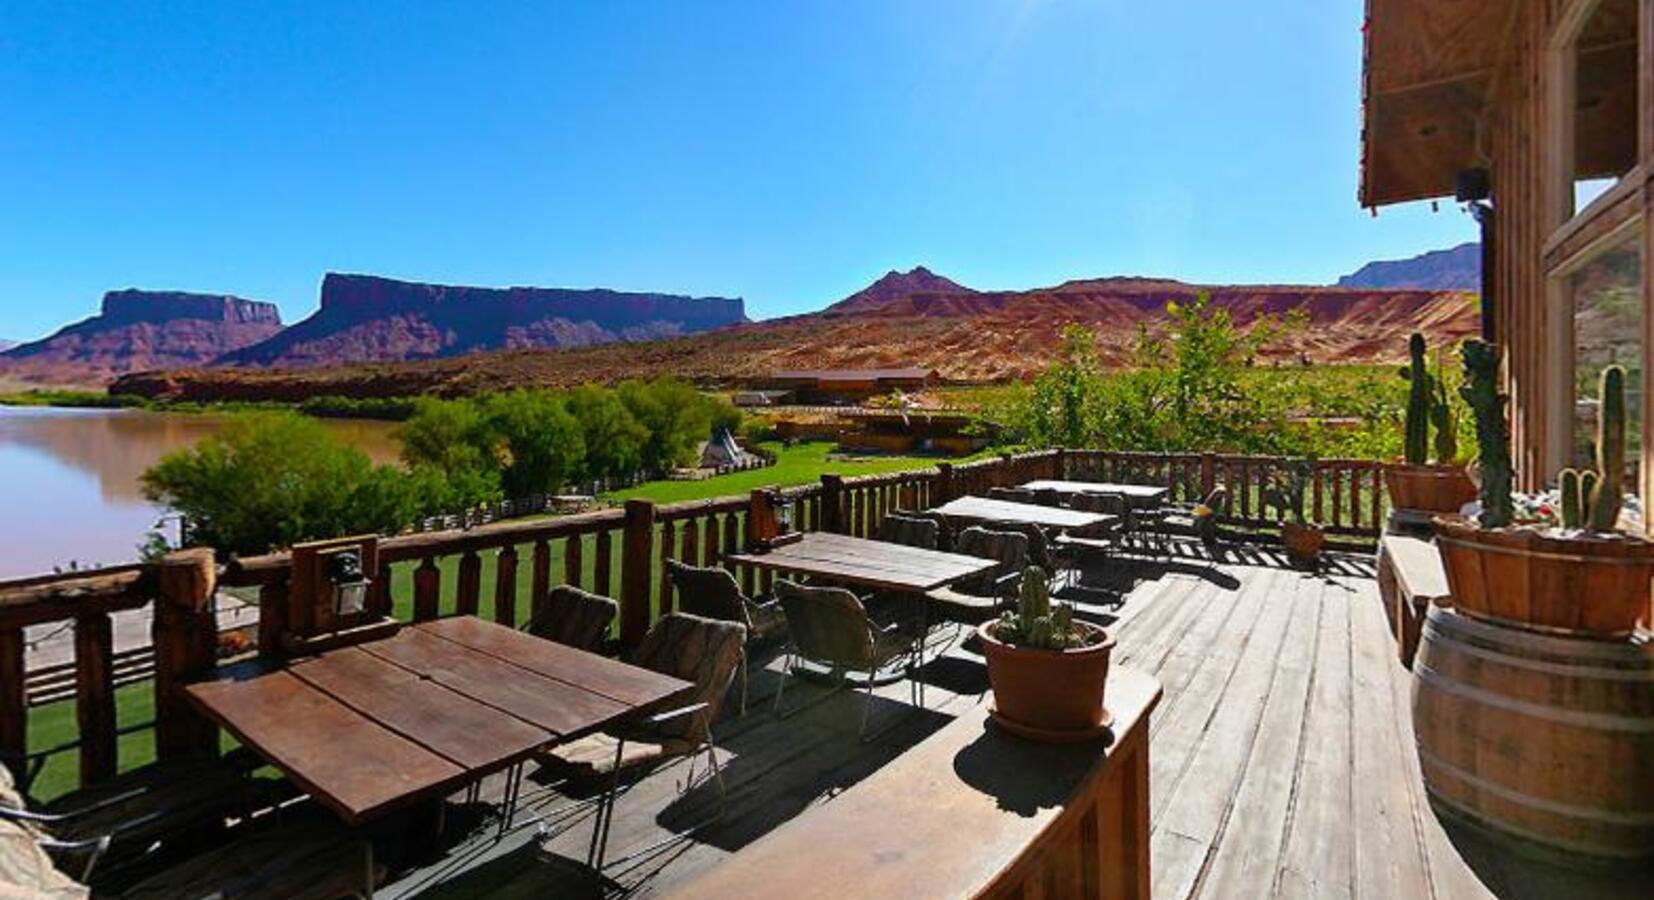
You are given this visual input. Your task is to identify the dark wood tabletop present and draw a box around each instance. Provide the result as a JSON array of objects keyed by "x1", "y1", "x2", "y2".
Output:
[
  {"x1": 186, "y1": 616, "x2": 692, "y2": 825},
  {"x1": 727, "y1": 531, "x2": 997, "y2": 592},
  {"x1": 1021, "y1": 480, "x2": 1171, "y2": 505},
  {"x1": 929, "y1": 495, "x2": 1117, "y2": 531}
]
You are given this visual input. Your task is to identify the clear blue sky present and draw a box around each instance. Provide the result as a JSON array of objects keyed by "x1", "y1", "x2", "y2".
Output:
[{"x1": 0, "y1": 1, "x2": 1475, "y2": 339}]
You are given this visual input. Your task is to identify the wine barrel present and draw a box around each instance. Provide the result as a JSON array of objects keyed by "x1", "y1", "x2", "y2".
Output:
[{"x1": 1413, "y1": 606, "x2": 1654, "y2": 860}]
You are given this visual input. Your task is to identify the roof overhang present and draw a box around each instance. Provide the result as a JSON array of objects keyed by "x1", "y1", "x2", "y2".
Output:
[
  {"x1": 1360, "y1": 0, "x2": 1516, "y2": 208},
  {"x1": 1361, "y1": 0, "x2": 1640, "y2": 208}
]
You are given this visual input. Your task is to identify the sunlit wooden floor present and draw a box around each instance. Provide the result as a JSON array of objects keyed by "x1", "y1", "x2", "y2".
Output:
[{"x1": 381, "y1": 545, "x2": 1653, "y2": 899}]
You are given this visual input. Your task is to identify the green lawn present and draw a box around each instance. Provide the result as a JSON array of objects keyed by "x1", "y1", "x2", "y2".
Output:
[{"x1": 603, "y1": 440, "x2": 965, "y2": 504}]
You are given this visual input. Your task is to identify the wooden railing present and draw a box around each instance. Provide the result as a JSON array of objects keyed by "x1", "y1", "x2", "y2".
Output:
[{"x1": 0, "y1": 447, "x2": 1389, "y2": 801}]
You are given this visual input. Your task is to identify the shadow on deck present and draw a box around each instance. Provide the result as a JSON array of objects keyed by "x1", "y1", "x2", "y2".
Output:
[{"x1": 374, "y1": 542, "x2": 1650, "y2": 899}]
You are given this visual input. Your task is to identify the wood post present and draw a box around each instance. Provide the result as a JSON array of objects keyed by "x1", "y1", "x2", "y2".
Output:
[
  {"x1": 594, "y1": 529, "x2": 613, "y2": 598},
  {"x1": 620, "y1": 499, "x2": 656, "y2": 646},
  {"x1": 1054, "y1": 448, "x2": 1068, "y2": 480},
  {"x1": 937, "y1": 463, "x2": 955, "y2": 505},
  {"x1": 821, "y1": 475, "x2": 845, "y2": 534},
  {"x1": 494, "y1": 546, "x2": 518, "y2": 627},
  {"x1": 747, "y1": 489, "x2": 780, "y2": 548},
  {"x1": 563, "y1": 534, "x2": 583, "y2": 591},
  {"x1": 256, "y1": 580, "x2": 288, "y2": 658},
  {"x1": 413, "y1": 558, "x2": 440, "y2": 622},
  {"x1": 153, "y1": 548, "x2": 219, "y2": 763},
  {"x1": 0, "y1": 625, "x2": 25, "y2": 784},
  {"x1": 531, "y1": 539, "x2": 552, "y2": 623},
  {"x1": 1200, "y1": 453, "x2": 1217, "y2": 498},
  {"x1": 74, "y1": 612, "x2": 116, "y2": 786},
  {"x1": 456, "y1": 550, "x2": 481, "y2": 616}
]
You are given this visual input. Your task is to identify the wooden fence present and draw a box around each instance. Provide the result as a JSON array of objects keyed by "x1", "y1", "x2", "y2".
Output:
[{"x1": 0, "y1": 447, "x2": 1390, "y2": 798}]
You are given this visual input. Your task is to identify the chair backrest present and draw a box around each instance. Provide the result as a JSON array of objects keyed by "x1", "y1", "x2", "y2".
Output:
[
  {"x1": 1202, "y1": 487, "x2": 1229, "y2": 510},
  {"x1": 628, "y1": 613, "x2": 747, "y2": 743},
  {"x1": 1070, "y1": 491, "x2": 1128, "y2": 516},
  {"x1": 666, "y1": 559, "x2": 752, "y2": 629},
  {"x1": 527, "y1": 585, "x2": 618, "y2": 652},
  {"x1": 773, "y1": 581, "x2": 876, "y2": 670},
  {"x1": 878, "y1": 512, "x2": 940, "y2": 550},
  {"x1": 0, "y1": 766, "x2": 84, "y2": 896},
  {"x1": 988, "y1": 521, "x2": 1054, "y2": 570},
  {"x1": 953, "y1": 527, "x2": 1030, "y2": 594},
  {"x1": 1029, "y1": 488, "x2": 1066, "y2": 508}
]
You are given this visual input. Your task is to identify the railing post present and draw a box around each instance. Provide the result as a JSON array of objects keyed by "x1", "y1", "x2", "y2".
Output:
[
  {"x1": 937, "y1": 463, "x2": 955, "y2": 504},
  {"x1": 620, "y1": 499, "x2": 656, "y2": 646},
  {"x1": 1053, "y1": 448, "x2": 1067, "y2": 480},
  {"x1": 74, "y1": 611, "x2": 117, "y2": 786},
  {"x1": 0, "y1": 624, "x2": 24, "y2": 784},
  {"x1": 1201, "y1": 452, "x2": 1217, "y2": 497},
  {"x1": 153, "y1": 549, "x2": 220, "y2": 763},
  {"x1": 821, "y1": 475, "x2": 845, "y2": 534},
  {"x1": 747, "y1": 489, "x2": 779, "y2": 548}
]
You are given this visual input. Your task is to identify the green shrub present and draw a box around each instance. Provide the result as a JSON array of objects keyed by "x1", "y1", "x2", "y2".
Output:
[{"x1": 566, "y1": 385, "x2": 649, "y2": 482}]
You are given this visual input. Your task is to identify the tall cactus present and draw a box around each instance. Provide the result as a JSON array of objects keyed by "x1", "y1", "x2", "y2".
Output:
[
  {"x1": 1559, "y1": 468, "x2": 1584, "y2": 529},
  {"x1": 1460, "y1": 340, "x2": 1513, "y2": 528},
  {"x1": 1429, "y1": 350, "x2": 1458, "y2": 463},
  {"x1": 1401, "y1": 333, "x2": 1431, "y2": 465},
  {"x1": 1588, "y1": 365, "x2": 1627, "y2": 531}
]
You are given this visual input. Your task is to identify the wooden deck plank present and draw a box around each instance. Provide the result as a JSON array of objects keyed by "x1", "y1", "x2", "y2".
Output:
[
  {"x1": 1186, "y1": 572, "x2": 1324, "y2": 900},
  {"x1": 1275, "y1": 571, "x2": 1355, "y2": 900},
  {"x1": 1150, "y1": 565, "x2": 1300, "y2": 900},
  {"x1": 1347, "y1": 575, "x2": 1434, "y2": 900}
]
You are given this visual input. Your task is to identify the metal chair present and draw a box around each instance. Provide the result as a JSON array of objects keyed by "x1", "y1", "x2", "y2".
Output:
[
  {"x1": 922, "y1": 527, "x2": 1030, "y2": 624},
  {"x1": 584, "y1": 613, "x2": 746, "y2": 872},
  {"x1": 523, "y1": 584, "x2": 618, "y2": 653},
  {"x1": 877, "y1": 512, "x2": 940, "y2": 550},
  {"x1": 666, "y1": 559, "x2": 784, "y2": 715},
  {"x1": 771, "y1": 581, "x2": 925, "y2": 740}
]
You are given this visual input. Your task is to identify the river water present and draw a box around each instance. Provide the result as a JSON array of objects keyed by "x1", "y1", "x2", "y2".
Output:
[{"x1": 0, "y1": 406, "x2": 399, "y2": 579}]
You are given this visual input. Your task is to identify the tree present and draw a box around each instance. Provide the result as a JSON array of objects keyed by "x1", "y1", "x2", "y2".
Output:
[
  {"x1": 479, "y1": 390, "x2": 586, "y2": 496},
  {"x1": 141, "y1": 413, "x2": 466, "y2": 555},
  {"x1": 397, "y1": 397, "x2": 492, "y2": 473},
  {"x1": 565, "y1": 384, "x2": 648, "y2": 482},
  {"x1": 618, "y1": 378, "x2": 715, "y2": 472}
]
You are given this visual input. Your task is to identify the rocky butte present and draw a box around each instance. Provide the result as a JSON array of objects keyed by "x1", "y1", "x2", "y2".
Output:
[
  {"x1": 214, "y1": 273, "x2": 748, "y2": 368},
  {"x1": 0, "y1": 289, "x2": 283, "y2": 384}
]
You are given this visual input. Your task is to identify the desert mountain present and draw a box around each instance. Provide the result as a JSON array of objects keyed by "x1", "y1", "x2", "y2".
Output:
[
  {"x1": 826, "y1": 266, "x2": 976, "y2": 314},
  {"x1": 0, "y1": 290, "x2": 282, "y2": 385},
  {"x1": 113, "y1": 269, "x2": 1480, "y2": 402},
  {"x1": 1337, "y1": 242, "x2": 1481, "y2": 291},
  {"x1": 215, "y1": 273, "x2": 747, "y2": 368}
]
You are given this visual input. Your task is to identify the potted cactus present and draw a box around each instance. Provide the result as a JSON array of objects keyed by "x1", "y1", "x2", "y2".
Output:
[
  {"x1": 1433, "y1": 343, "x2": 1654, "y2": 637},
  {"x1": 977, "y1": 567, "x2": 1115, "y2": 742},
  {"x1": 1385, "y1": 333, "x2": 1478, "y2": 516},
  {"x1": 1263, "y1": 456, "x2": 1324, "y2": 569}
]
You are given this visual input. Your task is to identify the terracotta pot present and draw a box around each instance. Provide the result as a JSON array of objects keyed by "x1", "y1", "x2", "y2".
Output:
[
  {"x1": 1385, "y1": 463, "x2": 1478, "y2": 514},
  {"x1": 1432, "y1": 515, "x2": 1654, "y2": 638},
  {"x1": 978, "y1": 621, "x2": 1114, "y2": 739},
  {"x1": 1281, "y1": 522, "x2": 1325, "y2": 569}
]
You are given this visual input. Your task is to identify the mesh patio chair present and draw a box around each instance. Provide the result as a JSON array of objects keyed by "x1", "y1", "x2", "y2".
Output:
[
  {"x1": 771, "y1": 581, "x2": 925, "y2": 740},
  {"x1": 1029, "y1": 488, "x2": 1067, "y2": 508},
  {"x1": 524, "y1": 584, "x2": 618, "y2": 653},
  {"x1": 666, "y1": 560, "x2": 784, "y2": 715},
  {"x1": 877, "y1": 512, "x2": 940, "y2": 550},
  {"x1": 1163, "y1": 487, "x2": 1229, "y2": 566},
  {"x1": 922, "y1": 527, "x2": 1029, "y2": 624},
  {"x1": 574, "y1": 613, "x2": 747, "y2": 872},
  {"x1": 0, "y1": 757, "x2": 278, "y2": 883}
]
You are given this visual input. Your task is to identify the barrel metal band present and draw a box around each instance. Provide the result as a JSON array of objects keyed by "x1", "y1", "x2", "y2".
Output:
[{"x1": 1414, "y1": 660, "x2": 1654, "y2": 733}]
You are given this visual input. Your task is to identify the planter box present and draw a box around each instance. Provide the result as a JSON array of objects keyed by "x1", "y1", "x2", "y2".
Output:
[
  {"x1": 1385, "y1": 463, "x2": 1477, "y2": 514},
  {"x1": 1432, "y1": 516, "x2": 1654, "y2": 638}
]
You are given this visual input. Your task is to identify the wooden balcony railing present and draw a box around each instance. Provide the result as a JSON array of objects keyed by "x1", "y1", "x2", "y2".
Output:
[{"x1": 0, "y1": 447, "x2": 1390, "y2": 802}]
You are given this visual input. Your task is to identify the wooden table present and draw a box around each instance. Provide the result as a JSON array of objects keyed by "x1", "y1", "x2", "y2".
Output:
[
  {"x1": 186, "y1": 616, "x2": 691, "y2": 825},
  {"x1": 665, "y1": 666, "x2": 1163, "y2": 900},
  {"x1": 1022, "y1": 479, "x2": 1171, "y2": 507},
  {"x1": 930, "y1": 495, "x2": 1116, "y2": 531},
  {"x1": 726, "y1": 532, "x2": 996, "y2": 593}
]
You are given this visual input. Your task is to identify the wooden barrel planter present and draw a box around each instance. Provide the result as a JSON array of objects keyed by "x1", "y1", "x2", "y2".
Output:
[
  {"x1": 1385, "y1": 463, "x2": 1477, "y2": 514},
  {"x1": 1412, "y1": 606, "x2": 1654, "y2": 861}
]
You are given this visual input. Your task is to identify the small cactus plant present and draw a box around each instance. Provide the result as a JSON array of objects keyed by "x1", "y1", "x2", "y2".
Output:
[
  {"x1": 994, "y1": 566, "x2": 1081, "y2": 650},
  {"x1": 1588, "y1": 366, "x2": 1626, "y2": 532},
  {"x1": 1460, "y1": 340, "x2": 1514, "y2": 528},
  {"x1": 1555, "y1": 365, "x2": 1628, "y2": 533},
  {"x1": 1262, "y1": 456, "x2": 1316, "y2": 525},
  {"x1": 1401, "y1": 333, "x2": 1432, "y2": 465},
  {"x1": 1429, "y1": 350, "x2": 1458, "y2": 463}
]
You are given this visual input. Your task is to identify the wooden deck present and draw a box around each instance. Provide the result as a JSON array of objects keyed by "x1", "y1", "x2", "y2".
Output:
[{"x1": 382, "y1": 547, "x2": 1652, "y2": 899}]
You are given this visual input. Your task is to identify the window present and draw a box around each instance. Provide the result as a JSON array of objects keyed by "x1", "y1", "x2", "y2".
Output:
[
  {"x1": 1569, "y1": 230, "x2": 1643, "y2": 492},
  {"x1": 1562, "y1": 0, "x2": 1639, "y2": 220}
]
